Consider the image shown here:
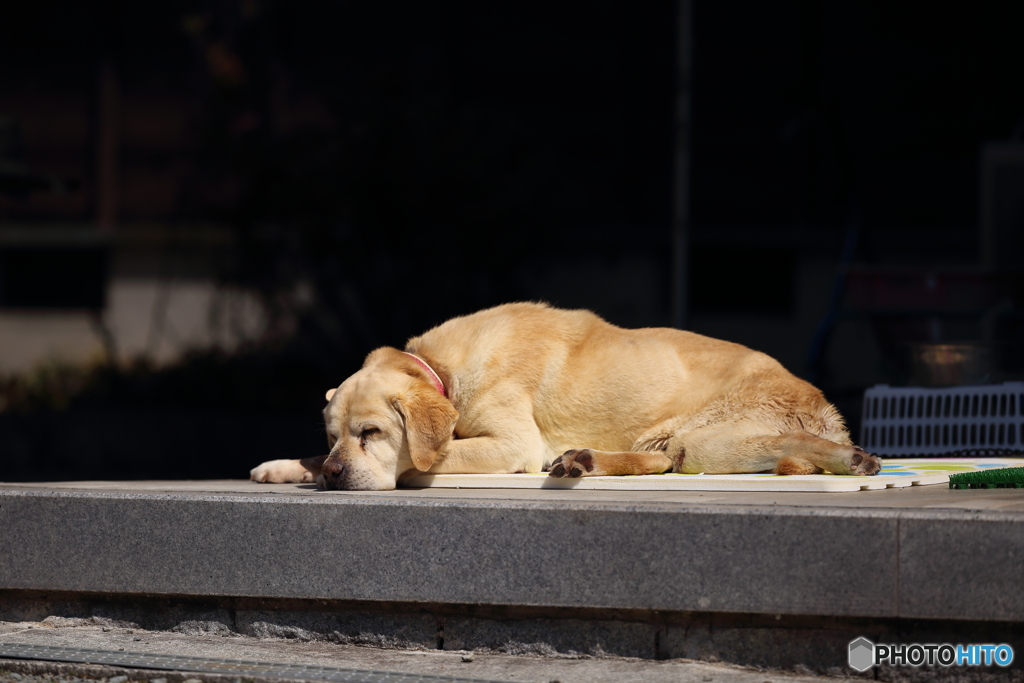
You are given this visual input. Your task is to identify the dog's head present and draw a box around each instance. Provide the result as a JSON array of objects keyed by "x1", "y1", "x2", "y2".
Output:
[{"x1": 318, "y1": 347, "x2": 458, "y2": 490}]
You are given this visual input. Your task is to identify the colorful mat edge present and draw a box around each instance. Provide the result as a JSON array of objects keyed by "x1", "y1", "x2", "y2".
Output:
[{"x1": 402, "y1": 458, "x2": 1024, "y2": 492}]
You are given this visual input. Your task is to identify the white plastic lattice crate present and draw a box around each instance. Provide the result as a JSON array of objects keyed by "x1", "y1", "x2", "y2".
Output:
[{"x1": 860, "y1": 382, "x2": 1024, "y2": 457}]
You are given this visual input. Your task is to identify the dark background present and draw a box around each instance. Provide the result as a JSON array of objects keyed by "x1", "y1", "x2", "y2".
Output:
[{"x1": 2, "y1": 0, "x2": 1023, "y2": 480}]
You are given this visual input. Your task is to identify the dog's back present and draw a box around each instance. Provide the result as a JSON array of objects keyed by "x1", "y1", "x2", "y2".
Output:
[{"x1": 406, "y1": 302, "x2": 848, "y2": 453}]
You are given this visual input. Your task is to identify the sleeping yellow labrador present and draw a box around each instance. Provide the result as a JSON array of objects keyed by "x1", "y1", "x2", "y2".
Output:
[{"x1": 250, "y1": 302, "x2": 880, "y2": 490}]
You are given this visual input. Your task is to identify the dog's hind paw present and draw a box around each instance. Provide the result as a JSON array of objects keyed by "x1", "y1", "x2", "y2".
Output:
[
  {"x1": 851, "y1": 447, "x2": 882, "y2": 476},
  {"x1": 548, "y1": 449, "x2": 596, "y2": 478}
]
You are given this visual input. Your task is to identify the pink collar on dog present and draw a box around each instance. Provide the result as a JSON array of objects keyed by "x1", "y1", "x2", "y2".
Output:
[{"x1": 404, "y1": 353, "x2": 446, "y2": 397}]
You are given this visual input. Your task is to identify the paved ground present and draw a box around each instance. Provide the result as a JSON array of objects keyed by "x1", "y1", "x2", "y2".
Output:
[{"x1": 0, "y1": 619, "x2": 858, "y2": 683}]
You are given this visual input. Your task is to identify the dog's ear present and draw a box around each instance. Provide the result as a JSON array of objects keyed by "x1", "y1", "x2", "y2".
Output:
[
  {"x1": 393, "y1": 387, "x2": 458, "y2": 471},
  {"x1": 325, "y1": 388, "x2": 337, "y2": 402}
]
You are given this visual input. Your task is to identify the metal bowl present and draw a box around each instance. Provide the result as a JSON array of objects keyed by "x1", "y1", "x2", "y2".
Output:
[{"x1": 908, "y1": 343, "x2": 994, "y2": 387}]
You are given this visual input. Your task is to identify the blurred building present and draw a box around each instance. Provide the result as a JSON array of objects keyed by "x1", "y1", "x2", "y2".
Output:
[
  {"x1": 2, "y1": 0, "x2": 1023, "y2": 407},
  {"x1": 0, "y1": 98, "x2": 268, "y2": 373}
]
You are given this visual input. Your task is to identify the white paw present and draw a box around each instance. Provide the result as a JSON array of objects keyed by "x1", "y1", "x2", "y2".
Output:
[{"x1": 249, "y1": 459, "x2": 314, "y2": 483}]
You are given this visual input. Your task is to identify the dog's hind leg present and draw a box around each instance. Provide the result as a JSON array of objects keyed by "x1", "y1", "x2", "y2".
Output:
[
  {"x1": 545, "y1": 413, "x2": 880, "y2": 479},
  {"x1": 673, "y1": 422, "x2": 880, "y2": 476}
]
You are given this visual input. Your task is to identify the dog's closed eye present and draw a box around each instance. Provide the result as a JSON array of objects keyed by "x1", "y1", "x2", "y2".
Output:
[{"x1": 359, "y1": 427, "x2": 380, "y2": 448}]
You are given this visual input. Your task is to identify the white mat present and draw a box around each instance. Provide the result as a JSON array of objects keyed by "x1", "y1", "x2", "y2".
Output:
[{"x1": 402, "y1": 458, "x2": 1024, "y2": 492}]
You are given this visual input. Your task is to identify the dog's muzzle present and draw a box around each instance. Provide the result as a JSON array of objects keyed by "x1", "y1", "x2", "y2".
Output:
[{"x1": 320, "y1": 458, "x2": 346, "y2": 490}]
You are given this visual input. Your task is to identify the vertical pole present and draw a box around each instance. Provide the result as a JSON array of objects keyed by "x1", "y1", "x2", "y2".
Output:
[
  {"x1": 94, "y1": 58, "x2": 120, "y2": 364},
  {"x1": 96, "y1": 61, "x2": 119, "y2": 235},
  {"x1": 671, "y1": 0, "x2": 693, "y2": 329}
]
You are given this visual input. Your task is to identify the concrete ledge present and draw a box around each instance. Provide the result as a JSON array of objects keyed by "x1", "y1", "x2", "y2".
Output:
[{"x1": 2, "y1": 481, "x2": 1024, "y2": 622}]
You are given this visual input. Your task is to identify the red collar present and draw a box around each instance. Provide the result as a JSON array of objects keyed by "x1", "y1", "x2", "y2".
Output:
[{"x1": 404, "y1": 353, "x2": 446, "y2": 397}]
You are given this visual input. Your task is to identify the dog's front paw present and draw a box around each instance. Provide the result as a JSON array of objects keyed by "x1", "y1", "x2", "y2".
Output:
[
  {"x1": 548, "y1": 449, "x2": 597, "y2": 478},
  {"x1": 851, "y1": 447, "x2": 881, "y2": 476},
  {"x1": 250, "y1": 459, "x2": 315, "y2": 483}
]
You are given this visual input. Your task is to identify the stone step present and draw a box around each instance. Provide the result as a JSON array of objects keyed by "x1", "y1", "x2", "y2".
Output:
[
  {"x1": 3, "y1": 480, "x2": 1024, "y2": 674},
  {"x1": 2, "y1": 480, "x2": 1022, "y2": 621}
]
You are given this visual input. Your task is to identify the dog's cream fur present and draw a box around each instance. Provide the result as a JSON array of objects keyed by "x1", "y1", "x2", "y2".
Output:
[{"x1": 250, "y1": 302, "x2": 880, "y2": 490}]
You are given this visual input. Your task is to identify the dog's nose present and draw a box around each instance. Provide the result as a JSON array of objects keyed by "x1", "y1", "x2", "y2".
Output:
[{"x1": 321, "y1": 459, "x2": 345, "y2": 489}]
